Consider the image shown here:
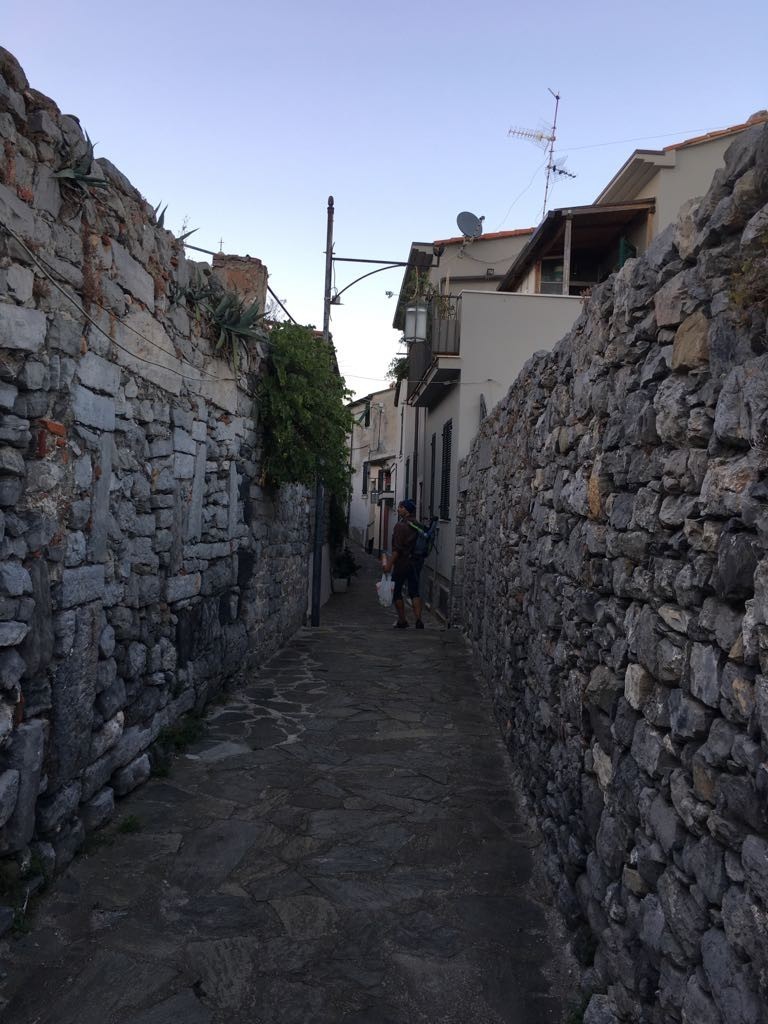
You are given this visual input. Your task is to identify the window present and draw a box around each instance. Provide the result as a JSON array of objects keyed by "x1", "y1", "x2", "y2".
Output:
[
  {"x1": 439, "y1": 419, "x2": 452, "y2": 521},
  {"x1": 404, "y1": 457, "x2": 410, "y2": 500},
  {"x1": 362, "y1": 462, "x2": 369, "y2": 495},
  {"x1": 364, "y1": 402, "x2": 371, "y2": 427},
  {"x1": 539, "y1": 257, "x2": 563, "y2": 295},
  {"x1": 429, "y1": 433, "x2": 436, "y2": 518}
]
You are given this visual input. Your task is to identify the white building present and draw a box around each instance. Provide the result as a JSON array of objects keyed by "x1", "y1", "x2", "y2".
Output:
[{"x1": 347, "y1": 386, "x2": 399, "y2": 555}]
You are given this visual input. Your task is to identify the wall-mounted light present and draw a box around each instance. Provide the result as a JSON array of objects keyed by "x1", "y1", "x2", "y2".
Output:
[{"x1": 404, "y1": 300, "x2": 428, "y2": 345}]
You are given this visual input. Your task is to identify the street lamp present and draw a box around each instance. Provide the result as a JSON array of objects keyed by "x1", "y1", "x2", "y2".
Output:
[
  {"x1": 404, "y1": 301, "x2": 429, "y2": 345},
  {"x1": 309, "y1": 196, "x2": 442, "y2": 627}
]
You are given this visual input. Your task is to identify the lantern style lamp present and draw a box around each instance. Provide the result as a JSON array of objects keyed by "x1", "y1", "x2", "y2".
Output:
[{"x1": 404, "y1": 300, "x2": 428, "y2": 345}]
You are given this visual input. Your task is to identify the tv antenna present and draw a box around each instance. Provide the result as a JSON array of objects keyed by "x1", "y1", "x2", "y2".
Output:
[{"x1": 508, "y1": 89, "x2": 576, "y2": 217}]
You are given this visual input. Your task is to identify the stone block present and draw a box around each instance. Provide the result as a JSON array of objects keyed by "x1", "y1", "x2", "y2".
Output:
[
  {"x1": 89, "y1": 710, "x2": 124, "y2": 761},
  {"x1": 50, "y1": 603, "x2": 99, "y2": 788},
  {"x1": 173, "y1": 427, "x2": 197, "y2": 455},
  {"x1": 631, "y1": 719, "x2": 676, "y2": 777},
  {"x1": 648, "y1": 793, "x2": 686, "y2": 854},
  {"x1": 36, "y1": 780, "x2": 82, "y2": 834},
  {"x1": 0, "y1": 561, "x2": 32, "y2": 596},
  {"x1": 671, "y1": 311, "x2": 710, "y2": 370},
  {"x1": 71, "y1": 384, "x2": 115, "y2": 431},
  {"x1": 112, "y1": 753, "x2": 151, "y2": 797},
  {"x1": 0, "y1": 414, "x2": 31, "y2": 448},
  {"x1": 165, "y1": 573, "x2": 202, "y2": 603},
  {"x1": 46, "y1": 314, "x2": 83, "y2": 355},
  {"x1": 80, "y1": 787, "x2": 115, "y2": 832},
  {"x1": 669, "y1": 689, "x2": 713, "y2": 739},
  {"x1": 60, "y1": 565, "x2": 105, "y2": 608},
  {"x1": 110, "y1": 240, "x2": 155, "y2": 309},
  {"x1": 689, "y1": 643, "x2": 721, "y2": 707},
  {"x1": 0, "y1": 263, "x2": 34, "y2": 303},
  {"x1": 0, "y1": 300, "x2": 46, "y2": 353},
  {"x1": 53, "y1": 817, "x2": 85, "y2": 873},
  {"x1": 0, "y1": 621, "x2": 29, "y2": 646},
  {"x1": 701, "y1": 926, "x2": 765, "y2": 1024},
  {"x1": 0, "y1": 769, "x2": 19, "y2": 828},
  {"x1": 174, "y1": 452, "x2": 195, "y2": 479},
  {"x1": 76, "y1": 351, "x2": 120, "y2": 396},
  {"x1": 0, "y1": 649, "x2": 25, "y2": 690},
  {"x1": 81, "y1": 752, "x2": 114, "y2": 803},
  {"x1": 0, "y1": 719, "x2": 45, "y2": 854},
  {"x1": 0, "y1": 382, "x2": 18, "y2": 411}
]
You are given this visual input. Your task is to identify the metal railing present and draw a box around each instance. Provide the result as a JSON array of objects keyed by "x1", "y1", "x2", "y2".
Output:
[{"x1": 406, "y1": 295, "x2": 461, "y2": 400}]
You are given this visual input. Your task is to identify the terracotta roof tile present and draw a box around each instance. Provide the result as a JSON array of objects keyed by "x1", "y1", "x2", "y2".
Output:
[{"x1": 432, "y1": 228, "x2": 534, "y2": 246}]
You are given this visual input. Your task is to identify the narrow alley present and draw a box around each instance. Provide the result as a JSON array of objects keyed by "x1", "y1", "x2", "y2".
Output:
[{"x1": 0, "y1": 553, "x2": 572, "y2": 1024}]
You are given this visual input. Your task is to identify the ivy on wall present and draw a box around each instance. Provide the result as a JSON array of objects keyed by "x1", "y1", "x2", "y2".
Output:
[{"x1": 258, "y1": 323, "x2": 353, "y2": 501}]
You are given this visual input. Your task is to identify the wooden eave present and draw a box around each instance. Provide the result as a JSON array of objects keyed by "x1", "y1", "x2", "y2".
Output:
[{"x1": 497, "y1": 200, "x2": 655, "y2": 293}]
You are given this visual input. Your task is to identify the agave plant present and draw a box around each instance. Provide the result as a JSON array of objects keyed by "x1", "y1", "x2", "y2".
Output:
[
  {"x1": 53, "y1": 133, "x2": 108, "y2": 192},
  {"x1": 207, "y1": 292, "x2": 267, "y2": 372}
]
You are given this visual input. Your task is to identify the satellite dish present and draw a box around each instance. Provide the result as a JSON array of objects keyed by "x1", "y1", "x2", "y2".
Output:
[{"x1": 457, "y1": 211, "x2": 484, "y2": 239}]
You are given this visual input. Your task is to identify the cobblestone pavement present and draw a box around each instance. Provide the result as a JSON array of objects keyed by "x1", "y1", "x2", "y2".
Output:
[{"x1": 0, "y1": 553, "x2": 572, "y2": 1023}]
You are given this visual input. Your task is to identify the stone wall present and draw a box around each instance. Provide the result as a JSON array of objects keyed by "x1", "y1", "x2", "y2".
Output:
[
  {"x1": 0, "y1": 50, "x2": 311, "y2": 890},
  {"x1": 455, "y1": 121, "x2": 768, "y2": 1023}
]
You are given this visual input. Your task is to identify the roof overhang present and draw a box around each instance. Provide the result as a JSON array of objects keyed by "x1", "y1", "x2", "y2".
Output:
[
  {"x1": 595, "y1": 150, "x2": 675, "y2": 205},
  {"x1": 497, "y1": 200, "x2": 655, "y2": 293},
  {"x1": 595, "y1": 114, "x2": 768, "y2": 206}
]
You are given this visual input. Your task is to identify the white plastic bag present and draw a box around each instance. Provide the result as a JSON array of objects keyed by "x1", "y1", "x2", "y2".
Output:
[{"x1": 376, "y1": 573, "x2": 394, "y2": 607}]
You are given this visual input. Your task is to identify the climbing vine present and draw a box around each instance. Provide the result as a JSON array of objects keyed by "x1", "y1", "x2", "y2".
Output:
[{"x1": 258, "y1": 323, "x2": 353, "y2": 499}]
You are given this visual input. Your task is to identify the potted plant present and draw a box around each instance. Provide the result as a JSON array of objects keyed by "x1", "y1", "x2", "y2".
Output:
[{"x1": 331, "y1": 547, "x2": 360, "y2": 592}]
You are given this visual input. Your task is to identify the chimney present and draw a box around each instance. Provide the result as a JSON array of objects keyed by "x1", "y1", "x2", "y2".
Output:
[{"x1": 211, "y1": 253, "x2": 268, "y2": 314}]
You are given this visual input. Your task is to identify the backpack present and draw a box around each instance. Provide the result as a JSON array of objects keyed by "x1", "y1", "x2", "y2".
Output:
[{"x1": 408, "y1": 518, "x2": 438, "y2": 561}]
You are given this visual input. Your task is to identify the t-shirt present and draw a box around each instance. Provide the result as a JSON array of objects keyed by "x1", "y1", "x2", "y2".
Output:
[{"x1": 391, "y1": 519, "x2": 417, "y2": 573}]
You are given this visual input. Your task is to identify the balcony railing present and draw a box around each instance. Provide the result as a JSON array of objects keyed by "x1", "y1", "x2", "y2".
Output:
[{"x1": 406, "y1": 295, "x2": 461, "y2": 400}]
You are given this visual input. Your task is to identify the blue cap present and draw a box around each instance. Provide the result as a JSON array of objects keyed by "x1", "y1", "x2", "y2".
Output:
[{"x1": 400, "y1": 499, "x2": 416, "y2": 514}]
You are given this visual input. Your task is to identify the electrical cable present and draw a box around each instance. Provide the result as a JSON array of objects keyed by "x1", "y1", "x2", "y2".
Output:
[
  {"x1": 495, "y1": 159, "x2": 548, "y2": 230},
  {"x1": 1, "y1": 220, "x2": 253, "y2": 385},
  {"x1": 561, "y1": 127, "x2": 711, "y2": 152},
  {"x1": 341, "y1": 370, "x2": 500, "y2": 386}
]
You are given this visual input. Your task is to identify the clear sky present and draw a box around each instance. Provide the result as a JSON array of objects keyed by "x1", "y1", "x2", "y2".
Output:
[{"x1": 4, "y1": 1, "x2": 767, "y2": 398}]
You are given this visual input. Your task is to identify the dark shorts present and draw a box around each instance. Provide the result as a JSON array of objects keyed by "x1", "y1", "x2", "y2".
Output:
[{"x1": 393, "y1": 561, "x2": 422, "y2": 601}]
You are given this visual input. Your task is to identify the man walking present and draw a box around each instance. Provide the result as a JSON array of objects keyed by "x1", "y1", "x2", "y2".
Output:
[{"x1": 382, "y1": 499, "x2": 425, "y2": 629}]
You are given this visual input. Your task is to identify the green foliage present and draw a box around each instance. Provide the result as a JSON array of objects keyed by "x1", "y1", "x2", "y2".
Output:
[
  {"x1": 158, "y1": 714, "x2": 205, "y2": 753},
  {"x1": 208, "y1": 291, "x2": 266, "y2": 372},
  {"x1": 328, "y1": 493, "x2": 348, "y2": 549},
  {"x1": 153, "y1": 201, "x2": 168, "y2": 228},
  {"x1": 117, "y1": 815, "x2": 142, "y2": 834},
  {"x1": 53, "y1": 132, "x2": 108, "y2": 192},
  {"x1": 258, "y1": 323, "x2": 353, "y2": 500},
  {"x1": 387, "y1": 354, "x2": 409, "y2": 382},
  {"x1": 170, "y1": 268, "x2": 265, "y2": 371},
  {"x1": 333, "y1": 547, "x2": 360, "y2": 578}
]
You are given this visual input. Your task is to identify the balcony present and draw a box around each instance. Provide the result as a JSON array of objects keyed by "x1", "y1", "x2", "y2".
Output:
[{"x1": 406, "y1": 295, "x2": 461, "y2": 405}]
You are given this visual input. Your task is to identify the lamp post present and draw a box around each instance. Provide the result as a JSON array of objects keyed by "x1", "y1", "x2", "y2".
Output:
[{"x1": 309, "y1": 198, "x2": 441, "y2": 626}]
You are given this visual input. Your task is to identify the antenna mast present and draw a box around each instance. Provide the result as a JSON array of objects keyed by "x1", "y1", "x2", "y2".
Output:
[{"x1": 509, "y1": 89, "x2": 577, "y2": 217}]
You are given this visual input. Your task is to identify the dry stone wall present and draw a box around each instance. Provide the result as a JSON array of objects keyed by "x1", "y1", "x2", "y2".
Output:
[
  {"x1": 455, "y1": 121, "x2": 768, "y2": 1023},
  {"x1": 0, "y1": 50, "x2": 310, "y2": 900}
]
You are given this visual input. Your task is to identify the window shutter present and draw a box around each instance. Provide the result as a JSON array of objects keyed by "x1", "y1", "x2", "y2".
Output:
[
  {"x1": 404, "y1": 457, "x2": 410, "y2": 500},
  {"x1": 429, "y1": 433, "x2": 436, "y2": 518},
  {"x1": 439, "y1": 419, "x2": 452, "y2": 521}
]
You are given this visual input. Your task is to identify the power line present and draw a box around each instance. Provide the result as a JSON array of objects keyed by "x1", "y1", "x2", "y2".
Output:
[
  {"x1": 1, "y1": 221, "x2": 254, "y2": 385},
  {"x1": 562, "y1": 127, "x2": 710, "y2": 152}
]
